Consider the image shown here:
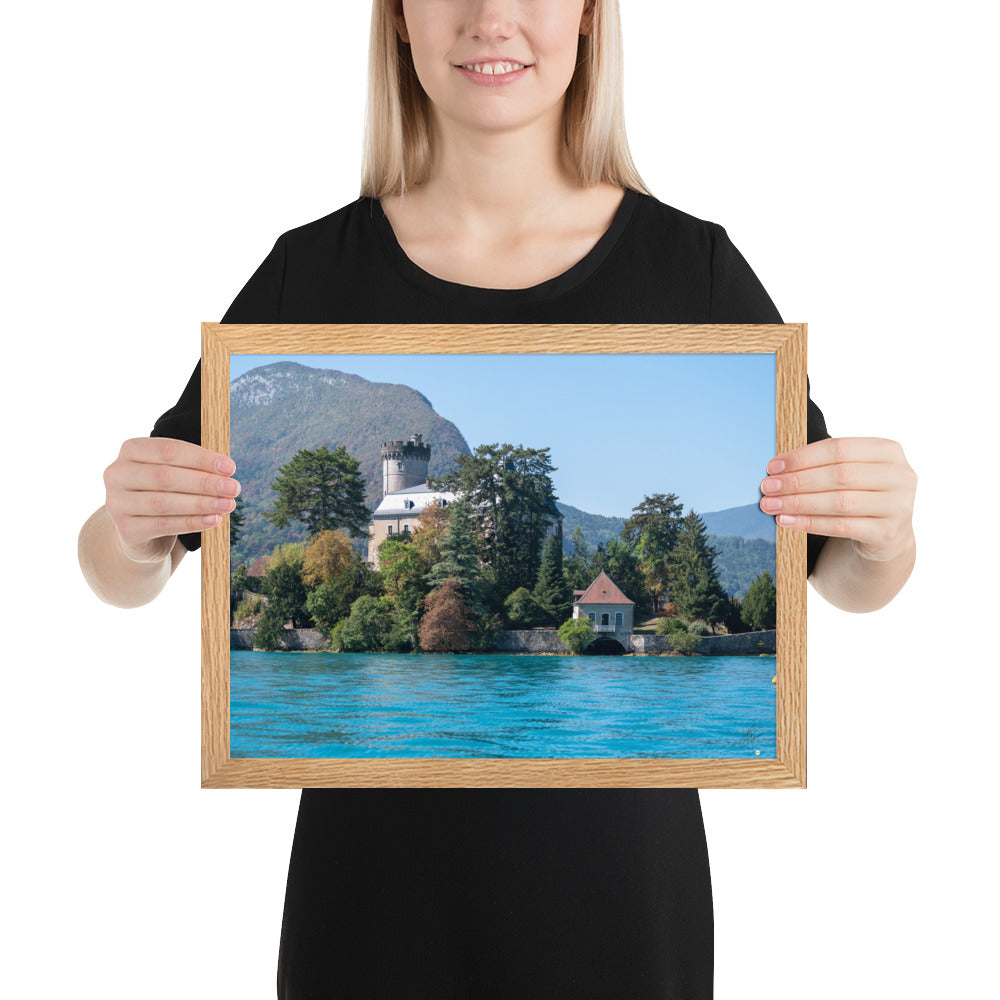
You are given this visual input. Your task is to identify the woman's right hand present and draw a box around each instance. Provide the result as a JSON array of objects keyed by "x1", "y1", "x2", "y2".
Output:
[{"x1": 103, "y1": 437, "x2": 240, "y2": 562}]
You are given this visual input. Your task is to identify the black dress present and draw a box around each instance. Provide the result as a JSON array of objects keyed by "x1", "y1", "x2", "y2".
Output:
[{"x1": 153, "y1": 189, "x2": 829, "y2": 999}]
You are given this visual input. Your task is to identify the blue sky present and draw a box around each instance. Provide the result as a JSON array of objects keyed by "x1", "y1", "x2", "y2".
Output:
[{"x1": 231, "y1": 353, "x2": 775, "y2": 519}]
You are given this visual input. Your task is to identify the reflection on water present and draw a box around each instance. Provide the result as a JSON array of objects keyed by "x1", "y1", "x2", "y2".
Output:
[{"x1": 230, "y1": 651, "x2": 777, "y2": 759}]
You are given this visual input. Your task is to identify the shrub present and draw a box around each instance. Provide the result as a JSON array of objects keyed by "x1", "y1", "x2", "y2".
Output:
[
  {"x1": 558, "y1": 617, "x2": 595, "y2": 655},
  {"x1": 254, "y1": 604, "x2": 286, "y2": 651},
  {"x1": 669, "y1": 630, "x2": 702, "y2": 655},
  {"x1": 656, "y1": 616, "x2": 689, "y2": 636}
]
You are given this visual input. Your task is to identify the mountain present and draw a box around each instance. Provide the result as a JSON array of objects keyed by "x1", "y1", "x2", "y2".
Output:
[
  {"x1": 229, "y1": 362, "x2": 470, "y2": 567},
  {"x1": 700, "y1": 503, "x2": 775, "y2": 542},
  {"x1": 556, "y1": 503, "x2": 626, "y2": 553}
]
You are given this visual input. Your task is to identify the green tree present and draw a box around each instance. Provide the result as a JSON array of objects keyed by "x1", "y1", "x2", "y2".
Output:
[
  {"x1": 621, "y1": 493, "x2": 684, "y2": 612},
  {"x1": 254, "y1": 602, "x2": 287, "y2": 651},
  {"x1": 665, "y1": 512, "x2": 729, "y2": 630},
  {"x1": 533, "y1": 535, "x2": 573, "y2": 624},
  {"x1": 740, "y1": 571, "x2": 777, "y2": 631},
  {"x1": 378, "y1": 536, "x2": 426, "y2": 601},
  {"x1": 563, "y1": 526, "x2": 592, "y2": 590},
  {"x1": 230, "y1": 494, "x2": 245, "y2": 548},
  {"x1": 504, "y1": 586, "x2": 547, "y2": 629},
  {"x1": 425, "y1": 498, "x2": 487, "y2": 612},
  {"x1": 433, "y1": 443, "x2": 560, "y2": 598},
  {"x1": 266, "y1": 445, "x2": 369, "y2": 538},
  {"x1": 306, "y1": 554, "x2": 379, "y2": 638},
  {"x1": 263, "y1": 543, "x2": 310, "y2": 628},
  {"x1": 336, "y1": 595, "x2": 392, "y2": 652},
  {"x1": 558, "y1": 617, "x2": 595, "y2": 655}
]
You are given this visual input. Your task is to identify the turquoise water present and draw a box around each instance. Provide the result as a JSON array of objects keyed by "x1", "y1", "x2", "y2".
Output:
[{"x1": 230, "y1": 651, "x2": 777, "y2": 759}]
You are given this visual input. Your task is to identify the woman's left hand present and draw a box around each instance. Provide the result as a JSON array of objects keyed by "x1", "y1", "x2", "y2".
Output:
[{"x1": 759, "y1": 437, "x2": 917, "y2": 562}]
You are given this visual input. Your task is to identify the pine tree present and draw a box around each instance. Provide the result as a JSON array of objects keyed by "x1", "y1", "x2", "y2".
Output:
[
  {"x1": 533, "y1": 535, "x2": 573, "y2": 624},
  {"x1": 564, "y1": 526, "x2": 592, "y2": 590},
  {"x1": 665, "y1": 512, "x2": 729, "y2": 630},
  {"x1": 425, "y1": 499, "x2": 486, "y2": 611}
]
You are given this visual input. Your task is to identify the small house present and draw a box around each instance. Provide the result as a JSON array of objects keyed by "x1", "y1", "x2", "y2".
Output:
[{"x1": 572, "y1": 570, "x2": 635, "y2": 637}]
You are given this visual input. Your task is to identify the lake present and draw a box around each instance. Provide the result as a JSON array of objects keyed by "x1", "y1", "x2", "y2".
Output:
[{"x1": 230, "y1": 651, "x2": 777, "y2": 759}]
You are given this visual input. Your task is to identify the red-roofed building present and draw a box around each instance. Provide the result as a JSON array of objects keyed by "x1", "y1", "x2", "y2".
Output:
[{"x1": 572, "y1": 571, "x2": 635, "y2": 635}]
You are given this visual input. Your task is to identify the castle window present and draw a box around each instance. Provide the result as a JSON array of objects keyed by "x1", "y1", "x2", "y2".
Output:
[
  {"x1": 615, "y1": 612, "x2": 624, "y2": 629},
  {"x1": 387, "y1": 525, "x2": 393, "y2": 535},
  {"x1": 397, "y1": 462, "x2": 403, "y2": 470},
  {"x1": 587, "y1": 612, "x2": 596, "y2": 624}
]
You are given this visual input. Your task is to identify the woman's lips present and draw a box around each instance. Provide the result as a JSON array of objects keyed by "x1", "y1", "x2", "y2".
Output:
[{"x1": 454, "y1": 63, "x2": 531, "y2": 87}]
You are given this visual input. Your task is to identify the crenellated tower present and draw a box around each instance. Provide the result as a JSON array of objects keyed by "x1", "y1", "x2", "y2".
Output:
[{"x1": 380, "y1": 433, "x2": 431, "y2": 496}]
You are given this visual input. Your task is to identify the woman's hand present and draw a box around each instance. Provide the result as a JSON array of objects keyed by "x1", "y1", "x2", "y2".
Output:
[
  {"x1": 103, "y1": 437, "x2": 240, "y2": 562},
  {"x1": 759, "y1": 437, "x2": 916, "y2": 611}
]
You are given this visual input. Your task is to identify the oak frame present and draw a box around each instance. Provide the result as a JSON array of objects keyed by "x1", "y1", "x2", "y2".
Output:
[{"x1": 202, "y1": 323, "x2": 807, "y2": 789}]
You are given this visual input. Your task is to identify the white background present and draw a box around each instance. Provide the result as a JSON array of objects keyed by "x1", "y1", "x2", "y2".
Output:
[{"x1": 3, "y1": 2, "x2": 996, "y2": 996}]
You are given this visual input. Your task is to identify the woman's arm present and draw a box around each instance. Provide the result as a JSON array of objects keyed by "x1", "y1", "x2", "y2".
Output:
[
  {"x1": 760, "y1": 437, "x2": 917, "y2": 612},
  {"x1": 78, "y1": 437, "x2": 240, "y2": 609}
]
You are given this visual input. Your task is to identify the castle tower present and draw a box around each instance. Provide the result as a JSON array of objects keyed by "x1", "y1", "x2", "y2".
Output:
[{"x1": 381, "y1": 433, "x2": 431, "y2": 496}]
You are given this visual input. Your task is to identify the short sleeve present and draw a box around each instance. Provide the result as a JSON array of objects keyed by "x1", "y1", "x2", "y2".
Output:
[
  {"x1": 148, "y1": 235, "x2": 287, "y2": 551},
  {"x1": 709, "y1": 226, "x2": 831, "y2": 575}
]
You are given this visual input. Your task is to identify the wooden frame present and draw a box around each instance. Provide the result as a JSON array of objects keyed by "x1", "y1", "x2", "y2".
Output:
[{"x1": 202, "y1": 323, "x2": 807, "y2": 788}]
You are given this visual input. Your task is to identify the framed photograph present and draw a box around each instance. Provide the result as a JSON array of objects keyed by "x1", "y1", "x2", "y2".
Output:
[{"x1": 201, "y1": 323, "x2": 807, "y2": 788}]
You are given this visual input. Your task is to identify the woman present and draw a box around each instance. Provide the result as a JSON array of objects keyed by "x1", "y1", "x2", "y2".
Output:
[{"x1": 79, "y1": 1, "x2": 916, "y2": 995}]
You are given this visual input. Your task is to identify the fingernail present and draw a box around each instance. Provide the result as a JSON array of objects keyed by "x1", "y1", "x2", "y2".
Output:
[
  {"x1": 777, "y1": 514, "x2": 796, "y2": 526},
  {"x1": 202, "y1": 514, "x2": 221, "y2": 526},
  {"x1": 761, "y1": 497, "x2": 782, "y2": 512},
  {"x1": 218, "y1": 479, "x2": 239, "y2": 496},
  {"x1": 214, "y1": 497, "x2": 233, "y2": 512},
  {"x1": 761, "y1": 478, "x2": 782, "y2": 493},
  {"x1": 215, "y1": 457, "x2": 236, "y2": 475},
  {"x1": 767, "y1": 458, "x2": 785, "y2": 474}
]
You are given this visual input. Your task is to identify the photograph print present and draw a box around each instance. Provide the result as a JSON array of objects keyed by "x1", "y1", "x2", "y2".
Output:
[{"x1": 208, "y1": 325, "x2": 804, "y2": 787}]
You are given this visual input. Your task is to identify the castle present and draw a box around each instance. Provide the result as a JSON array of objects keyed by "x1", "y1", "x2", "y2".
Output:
[
  {"x1": 366, "y1": 433, "x2": 563, "y2": 569},
  {"x1": 366, "y1": 434, "x2": 457, "y2": 567}
]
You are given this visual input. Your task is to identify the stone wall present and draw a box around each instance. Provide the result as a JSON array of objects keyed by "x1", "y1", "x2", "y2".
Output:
[
  {"x1": 230, "y1": 627, "x2": 776, "y2": 655},
  {"x1": 493, "y1": 630, "x2": 569, "y2": 653},
  {"x1": 230, "y1": 628, "x2": 330, "y2": 651}
]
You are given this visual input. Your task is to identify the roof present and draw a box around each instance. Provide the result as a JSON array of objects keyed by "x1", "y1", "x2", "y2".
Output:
[
  {"x1": 573, "y1": 571, "x2": 635, "y2": 606},
  {"x1": 372, "y1": 487, "x2": 458, "y2": 519}
]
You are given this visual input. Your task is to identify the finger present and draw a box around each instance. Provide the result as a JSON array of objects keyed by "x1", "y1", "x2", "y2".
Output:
[
  {"x1": 773, "y1": 512, "x2": 885, "y2": 542},
  {"x1": 761, "y1": 463, "x2": 901, "y2": 497},
  {"x1": 116, "y1": 512, "x2": 228, "y2": 550},
  {"x1": 760, "y1": 490, "x2": 899, "y2": 519},
  {"x1": 109, "y1": 461, "x2": 241, "y2": 499},
  {"x1": 767, "y1": 437, "x2": 904, "y2": 475},
  {"x1": 120, "y1": 437, "x2": 236, "y2": 477},
  {"x1": 112, "y1": 490, "x2": 239, "y2": 519}
]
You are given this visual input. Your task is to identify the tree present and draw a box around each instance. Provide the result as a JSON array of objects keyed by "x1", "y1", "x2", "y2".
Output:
[
  {"x1": 425, "y1": 498, "x2": 486, "y2": 612},
  {"x1": 306, "y1": 554, "x2": 378, "y2": 638},
  {"x1": 336, "y1": 595, "x2": 392, "y2": 652},
  {"x1": 563, "y1": 526, "x2": 592, "y2": 590},
  {"x1": 740, "y1": 571, "x2": 777, "y2": 631},
  {"x1": 504, "y1": 587, "x2": 547, "y2": 629},
  {"x1": 412, "y1": 500, "x2": 450, "y2": 570},
  {"x1": 621, "y1": 493, "x2": 684, "y2": 612},
  {"x1": 301, "y1": 529, "x2": 355, "y2": 587},
  {"x1": 558, "y1": 617, "x2": 594, "y2": 655},
  {"x1": 533, "y1": 535, "x2": 573, "y2": 624},
  {"x1": 263, "y1": 543, "x2": 310, "y2": 627},
  {"x1": 664, "y1": 512, "x2": 729, "y2": 630},
  {"x1": 419, "y1": 578, "x2": 473, "y2": 653},
  {"x1": 266, "y1": 445, "x2": 369, "y2": 537},
  {"x1": 230, "y1": 494, "x2": 245, "y2": 547},
  {"x1": 378, "y1": 536, "x2": 426, "y2": 601},
  {"x1": 433, "y1": 443, "x2": 560, "y2": 598}
]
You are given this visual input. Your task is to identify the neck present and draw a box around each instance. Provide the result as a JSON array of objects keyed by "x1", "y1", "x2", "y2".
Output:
[{"x1": 409, "y1": 109, "x2": 583, "y2": 231}]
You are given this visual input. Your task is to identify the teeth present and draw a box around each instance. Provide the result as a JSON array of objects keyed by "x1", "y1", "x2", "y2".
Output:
[{"x1": 463, "y1": 61, "x2": 525, "y2": 75}]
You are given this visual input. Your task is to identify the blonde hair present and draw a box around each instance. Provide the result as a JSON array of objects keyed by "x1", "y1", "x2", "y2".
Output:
[{"x1": 360, "y1": 0, "x2": 650, "y2": 198}]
